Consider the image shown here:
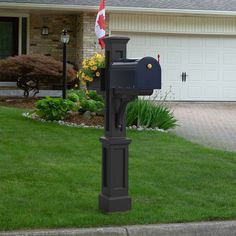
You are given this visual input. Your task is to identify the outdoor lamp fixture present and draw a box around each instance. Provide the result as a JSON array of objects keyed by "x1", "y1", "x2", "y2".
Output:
[
  {"x1": 41, "y1": 26, "x2": 49, "y2": 35},
  {"x1": 60, "y1": 29, "x2": 70, "y2": 99},
  {"x1": 60, "y1": 29, "x2": 70, "y2": 44}
]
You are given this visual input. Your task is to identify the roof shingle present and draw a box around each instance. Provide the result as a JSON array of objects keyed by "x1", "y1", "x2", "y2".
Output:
[{"x1": 0, "y1": 0, "x2": 236, "y2": 12}]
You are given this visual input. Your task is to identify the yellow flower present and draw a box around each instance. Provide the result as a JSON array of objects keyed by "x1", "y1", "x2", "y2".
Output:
[
  {"x1": 82, "y1": 59, "x2": 87, "y2": 66},
  {"x1": 86, "y1": 76, "x2": 93, "y2": 82},
  {"x1": 92, "y1": 66, "x2": 97, "y2": 71},
  {"x1": 80, "y1": 80, "x2": 86, "y2": 86},
  {"x1": 96, "y1": 53, "x2": 102, "y2": 59},
  {"x1": 96, "y1": 71, "x2": 100, "y2": 77},
  {"x1": 89, "y1": 60, "x2": 95, "y2": 66}
]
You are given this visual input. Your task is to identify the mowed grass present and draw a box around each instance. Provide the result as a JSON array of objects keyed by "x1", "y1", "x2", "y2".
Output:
[{"x1": 0, "y1": 106, "x2": 236, "y2": 231}]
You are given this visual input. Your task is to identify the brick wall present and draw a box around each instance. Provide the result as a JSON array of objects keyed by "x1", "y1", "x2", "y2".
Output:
[
  {"x1": 77, "y1": 12, "x2": 110, "y2": 66},
  {"x1": 30, "y1": 14, "x2": 77, "y2": 66},
  {"x1": 29, "y1": 12, "x2": 109, "y2": 68}
]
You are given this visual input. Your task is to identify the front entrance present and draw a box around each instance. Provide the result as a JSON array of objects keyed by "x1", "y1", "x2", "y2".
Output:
[{"x1": 0, "y1": 17, "x2": 19, "y2": 59}]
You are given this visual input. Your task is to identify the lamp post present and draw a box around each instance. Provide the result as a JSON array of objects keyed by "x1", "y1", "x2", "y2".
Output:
[{"x1": 60, "y1": 29, "x2": 70, "y2": 99}]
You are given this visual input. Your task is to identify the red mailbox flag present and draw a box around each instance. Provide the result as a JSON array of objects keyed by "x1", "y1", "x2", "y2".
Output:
[{"x1": 95, "y1": 0, "x2": 106, "y2": 49}]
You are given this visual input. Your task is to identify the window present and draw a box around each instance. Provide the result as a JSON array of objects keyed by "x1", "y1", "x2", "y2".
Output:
[{"x1": 0, "y1": 17, "x2": 19, "y2": 59}]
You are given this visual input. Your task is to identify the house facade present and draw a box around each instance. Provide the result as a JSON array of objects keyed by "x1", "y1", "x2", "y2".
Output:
[{"x1": 1, "y1": 0, "x2": 236, "y2": 101}]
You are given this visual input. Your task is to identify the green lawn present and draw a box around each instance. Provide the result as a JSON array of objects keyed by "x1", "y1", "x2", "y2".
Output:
[{"x1": 0, "y1": 106, "x2": 236, "y2": 231}]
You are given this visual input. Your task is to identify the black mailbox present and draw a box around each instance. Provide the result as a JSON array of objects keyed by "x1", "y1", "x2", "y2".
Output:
[
  {"x1": 110, "y1": 57, "x2": 161, "y2": 90},
  {"x1": 99, "y1": 36, "x2": 162, "y2": 213}
]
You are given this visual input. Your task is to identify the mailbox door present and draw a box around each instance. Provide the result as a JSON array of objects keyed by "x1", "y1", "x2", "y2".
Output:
[
  {"x1": 136, "y1": 57, "x2": 161, "y2": 90},
  {"x1": 110, "y1": 63, "x2": 136, "y2": 89}
]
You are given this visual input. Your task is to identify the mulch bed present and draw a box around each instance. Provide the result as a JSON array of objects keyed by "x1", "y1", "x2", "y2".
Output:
[
  {"x1": 65, "y1": 112, "x2": 104, "y2": 126},
  {"x1": 0, "y1": 96, "x2": 104, "y2": 126},
  {"x1": 0, "y1": 97, "x2": 37, "y2": 109}
]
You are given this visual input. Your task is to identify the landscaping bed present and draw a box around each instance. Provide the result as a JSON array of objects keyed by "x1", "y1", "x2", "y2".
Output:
[
  {"x1": 0, "y1": 106, "x2": 236, "y2": 231},
  {"x1": 0, "y1": 97, "x2": 104, "y2": 126},
  {"x1": 0, "y1": 96, "x2": 37, "y2": 109}
]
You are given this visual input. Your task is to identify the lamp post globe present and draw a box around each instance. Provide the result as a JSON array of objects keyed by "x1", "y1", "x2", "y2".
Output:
[
  {"x1": 61, "y1": 29, "x2": 70, "y2": 44},
  {"x1": 61, "y1": 29, "x2": 70, "y2": 99}
]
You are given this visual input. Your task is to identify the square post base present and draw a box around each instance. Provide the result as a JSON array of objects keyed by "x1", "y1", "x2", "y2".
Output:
[{"x1": 99, "y1": 193, "x2": 131, "y2": 213}]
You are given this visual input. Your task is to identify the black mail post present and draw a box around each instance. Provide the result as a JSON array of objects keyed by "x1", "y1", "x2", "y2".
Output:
[{"x1": 98, "y1": 36, "x2": 161, "y2": 213}]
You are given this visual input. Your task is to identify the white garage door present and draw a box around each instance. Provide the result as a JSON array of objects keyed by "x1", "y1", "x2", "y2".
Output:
[{"x1": 112, "y1": 32, "x2": 236, "y2": 101}]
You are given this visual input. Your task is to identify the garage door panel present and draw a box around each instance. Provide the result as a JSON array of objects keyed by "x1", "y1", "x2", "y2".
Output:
[
  {"x1": 205, "y1": 53, "x2": 219, "y2": 64},
  {"x1": 128, "y1": 46, "x2": 147, "y2": 58},
  {"x1": 223, "y1": 53, "x2": 236, "y2": 65},
  {"x1": 204, "y1": 70, "x2": 219, "y2": 81},
  {"x1": 167, "y1": 37, "x2": 182, "y2": 47},
  {"x1": 145, "y1": 49, "x2": 161, "y2": 59},
  {"x1": 188, "y1": 69, "x2": 202, "y2": 82},
  {"x1": 167, "y1": 51, "x2": 182, "y2": 65},
  {"x1": 112, "y1": 31, "x2": 236, "y2": 101},
  {"x1": 165, "y1": 69, "x2": 181, "y2": 82},
  {"x1": 223, "y1": 87, "x2": 236, "y2": 98},
  {"x1": 187, "y1": 86, "x2": 203, "y2": 99},
  {"x1": 148, "y1": 35, "x2": 166, "y2": 46},
  {"x1": 188, "y1": 52, "x2": 204, "y2": 65},
  {"x1": 128, "y1": 34, "x2": 146, "y2": 46},
  {"x1": 223, "y1": 38, "x2": 236, "y2": 48},
  {"x1": 222, "y1": 70, "x2": 236, "y2": 82},
  {"x1": 187, "y1": 38, "x2": 204, "y2": 48},
  {"x1": 204, "y1": 87, "x2": 219, "y2": 99},
  {"x1": 205, "y1": 38, "x2": 220, "y2": 48}
]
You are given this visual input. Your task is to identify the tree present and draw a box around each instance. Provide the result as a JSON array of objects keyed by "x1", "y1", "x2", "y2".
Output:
[{"x1": 0, "y1": 54, "x2": 77, "y2": 97}]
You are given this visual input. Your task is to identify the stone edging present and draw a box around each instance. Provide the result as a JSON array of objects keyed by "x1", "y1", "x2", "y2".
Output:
[{"x1": 22, "y1": 112, "x2": 167, "y2": 132}]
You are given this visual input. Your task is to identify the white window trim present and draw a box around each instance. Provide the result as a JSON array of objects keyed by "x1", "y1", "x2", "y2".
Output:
[{"x1": 18, "y1": 17, "x2": 22, "y2": 55}]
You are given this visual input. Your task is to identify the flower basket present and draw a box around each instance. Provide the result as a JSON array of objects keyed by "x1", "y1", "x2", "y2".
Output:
[
  {"x1": 78, "y1": 53, "x2": 105, "y2": 92},
  {"x1": 86, "y1": 68, "x2": 105, "y2": 92}
]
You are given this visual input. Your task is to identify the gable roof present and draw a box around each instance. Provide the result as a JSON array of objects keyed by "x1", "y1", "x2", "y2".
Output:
[{"x1": 1, "y1": 0, "x2": 236, "y2": 14}]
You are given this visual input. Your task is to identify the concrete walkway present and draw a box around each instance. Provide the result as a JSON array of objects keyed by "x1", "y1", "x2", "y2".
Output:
[
  {"x1": 0, "y1": 221, "x2": 236, "y2": 236},
  {"x1": 171, "y1": 102, "x2": 236, "y2": 152}
]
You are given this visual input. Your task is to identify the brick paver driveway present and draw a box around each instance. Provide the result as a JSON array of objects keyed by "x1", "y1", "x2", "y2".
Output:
[{"x1": 171, "y1": 102, "x2": 236, "y2": 152}]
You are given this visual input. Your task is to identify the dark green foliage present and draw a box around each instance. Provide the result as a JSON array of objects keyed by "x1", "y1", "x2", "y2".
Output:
[
  {"x1": 67, "y1": 93, "x2": 79, "y2": 102},
  {"x1": 68, "y1": 89, "x2": 104, "y2": 103},
  {"x1": 67, "y1": 89, "x2": 86, "y2": 101},
  {"x1": 80, "y1": 99, "x2": 98, "y2": 113},
  {"x1": 87, "y1": 90, "x2": 104, "y2": 102},
  {"x1": 67, "y1": 89, "x2": 105, "y2": 114},
  {"x1": 126, "y1": 99, "x2": 177, "y2": 130},
  {"x1": 36, "y1": 97, "x2": 77, "y2": 121}
]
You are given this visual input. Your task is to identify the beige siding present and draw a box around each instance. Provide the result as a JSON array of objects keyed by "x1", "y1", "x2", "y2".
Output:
[{"x1": 110, "y1": 14, "x2": 236, "y2": 35}]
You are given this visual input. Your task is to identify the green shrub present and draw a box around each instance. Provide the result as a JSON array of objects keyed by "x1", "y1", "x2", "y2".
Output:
[
  {"x1": 36, "y1": 97, "x2": 77, "y2": 121},
  {"x1": 68, "y1": 89, "x2": 104, "y2": 102},
  {"x1": 80, "y1": 99, "x2": 97, "y2": 113},
  {"x1": 67, "y1": 89, "x2": 105, "y2": 114},
  {"x1": 87, "y1": 90, "x2": 104, "y2": 102},
  {"x1": 67, "y1": 89, "x2": 86, "y2": 101},
  {"x1": 126, "y1": 99, "x2": 177, "y2": 130},
  {"x1": 67, "y1": 93, "x2": 79, "y2": 102}
]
